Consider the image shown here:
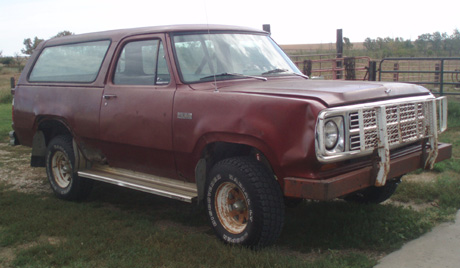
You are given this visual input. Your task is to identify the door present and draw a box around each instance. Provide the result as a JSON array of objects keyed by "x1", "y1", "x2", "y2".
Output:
[{"x1": 99, "y1": 35, "x2": 177, "y2": 179}]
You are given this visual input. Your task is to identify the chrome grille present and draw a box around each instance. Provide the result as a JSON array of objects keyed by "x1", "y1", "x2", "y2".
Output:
[{"x1": 349, "y1": 101, "x2": 431, "y2": 151}]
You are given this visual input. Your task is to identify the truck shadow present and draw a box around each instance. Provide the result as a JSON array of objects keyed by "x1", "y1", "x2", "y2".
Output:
[{"x1": 86, "y1": 181, "x2": 429, "y2": 252}]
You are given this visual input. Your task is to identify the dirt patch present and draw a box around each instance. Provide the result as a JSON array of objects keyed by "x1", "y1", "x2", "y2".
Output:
[
  {"x1": 402, "y1": 172, "x2": 439, "y2": 183},
  {"x1": 0, "y1": 143, "x2": 50, "y2": 194},
  {"x1": 387, "y1": 200, "x2": 438, "y2": 212},
  {"x1": 0, "y1": 235, "x2": 66, "y2": 268}
]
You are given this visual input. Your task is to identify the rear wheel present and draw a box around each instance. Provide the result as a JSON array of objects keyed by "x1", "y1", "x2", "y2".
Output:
[
  {"x1": 46, "y1": 135, "x2": 92, "y2": 200},
  {"x1": 206, "y1": 156, "x2": 284, "y2": 248}
]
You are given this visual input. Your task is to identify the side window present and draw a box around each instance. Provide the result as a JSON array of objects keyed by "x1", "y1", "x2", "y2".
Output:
[
  {"x1": 113, "y1": 39, "x2": 170, "y2": 85},
  {"x1": 29, "y1": 40, "x2": 110, "y2": 83}
]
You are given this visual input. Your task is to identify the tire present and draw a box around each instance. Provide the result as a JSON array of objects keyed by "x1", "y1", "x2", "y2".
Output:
[
  {"x1": 206, "y1": 156, "x2": 285, "y2": 248},
  {"x1": 46, "y1": 135, "x2": 92, "y2": 201},
  {"x1": 344, "y1": 178, "x2": 401, "y2": 204}
]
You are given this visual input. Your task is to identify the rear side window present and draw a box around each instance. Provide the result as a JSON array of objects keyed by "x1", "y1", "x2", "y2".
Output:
[{"x1": 29, "y1": 40, "x2": 111, "y2": 83}]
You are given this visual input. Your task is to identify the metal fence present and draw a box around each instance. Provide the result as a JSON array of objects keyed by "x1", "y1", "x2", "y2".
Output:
[
  {"x1": 292, "y1": 56, "x2": 371, "y2": 80},
  {"x1": 289, "y1": 54, "x2": 460, "y2": 96},
  {"x1": 378, "y1": 58, "x2": 460, "y2": 96}
]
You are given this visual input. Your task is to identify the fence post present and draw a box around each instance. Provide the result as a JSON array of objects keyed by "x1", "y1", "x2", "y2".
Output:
[
  {"x1": 393, "y1": 63, "x2": 399, "y2": 82},
  {"x1": 344, "y1": 57, "x2": 355, "y2": 80},
  {"x1": 434, "y1": 63, "x2": 440, "y2": 84},
  {"x1": 10, "y1": 77, "x2": 16, "y2": 89},
  {"x1": 440, "y1": 60, "x2": 444, "y2": 96},
  {"x1": 303, "y1": 60, "x2": 312, "y2": 77},
  {"x1": 336, "y1": 29, "x2": 343, "y2": 79},
  {"x1": 368, "y1": 61, "x2": 377, "y2": 81}
]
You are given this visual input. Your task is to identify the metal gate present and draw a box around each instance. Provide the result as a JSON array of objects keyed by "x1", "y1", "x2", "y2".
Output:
[{"x1": 378, "y1": 58, "x2": 460, "y2": 96}]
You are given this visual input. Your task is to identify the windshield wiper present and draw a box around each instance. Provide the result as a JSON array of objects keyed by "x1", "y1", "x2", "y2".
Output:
[
  {"x1": 200, "y1": 73, "x2": 267, "y2": 81},
  {"x1": 262, "y1": 68, "x2": 289, "y2": 75},
  {"x1": 262, "y1": 68, "x2": 309, "y2": 79}
]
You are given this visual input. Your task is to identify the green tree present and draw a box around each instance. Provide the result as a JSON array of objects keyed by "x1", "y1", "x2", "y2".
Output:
[
  {"x1": 21, "y1": 36, "x2": 44, "y2": 55},
  {"x1": 343, "y1": 37, "x2": 353, "y2": 50},
  {"x1": 53, "y1": 30, "x2": 74, "y2": 38},
  {"x1": 21, "y1": 30, "x2": 74, "y2": 56},
  {"x1": 364, "y1": 37, "x2": 377, "y2": 51}
]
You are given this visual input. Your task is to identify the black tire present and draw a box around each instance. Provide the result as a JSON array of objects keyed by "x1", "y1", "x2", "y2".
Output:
[
  {"x1": 344, "y1": 178, "x2": 401, "y2": 204},
  {"x1": 46, "y1": 135, "x2": 93, "y2": 201},
  {"x1": 205, "y1": 156, "x2": 285, "y2": 248}
]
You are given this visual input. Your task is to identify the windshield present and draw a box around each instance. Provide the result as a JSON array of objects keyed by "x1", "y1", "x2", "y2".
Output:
[{"x1": 172, "y1": 32, "x2": 302, "y2": 83}]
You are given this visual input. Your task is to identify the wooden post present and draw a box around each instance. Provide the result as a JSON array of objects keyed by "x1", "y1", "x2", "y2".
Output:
[
  {"x1": 393, "y1": 63, "x2": 399, "y2": 82},
  {"x1": 434, "y1": 63, "x2": 440, "y2": 84},
  {"x1": 368, "y1": 61, "x2": 377, "y2": 81},
  {"x1": 336, "y1": 29, "x2": 343, "y2": 79},
  {"x1": 10, "y1": 77, "x2": 15, "y2": 89},
  {"x1": 344, "y1": 57, "x2": 355, "y2": 80}
]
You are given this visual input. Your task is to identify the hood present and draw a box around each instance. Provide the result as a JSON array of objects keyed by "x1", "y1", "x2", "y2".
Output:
[{"x1": 199, "y1": 78, "x2": 431, "y2": 107}]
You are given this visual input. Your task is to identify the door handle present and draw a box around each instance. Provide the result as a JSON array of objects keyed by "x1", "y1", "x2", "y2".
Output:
[{"x1": 103, "y1": 94, "x2": 117, "y2": 100}]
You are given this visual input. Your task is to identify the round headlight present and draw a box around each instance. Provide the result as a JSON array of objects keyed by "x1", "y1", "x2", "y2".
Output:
[{"x1": 324, "y1": 120, "x2": 339, "y2": 150}]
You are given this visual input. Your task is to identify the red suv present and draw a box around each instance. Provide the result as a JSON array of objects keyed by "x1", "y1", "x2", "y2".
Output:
[{"x1": 10, "y1": 25, "x2": 451, "y2": 247}]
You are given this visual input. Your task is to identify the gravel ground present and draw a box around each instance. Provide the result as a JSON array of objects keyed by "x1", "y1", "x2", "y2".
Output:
[{"x1": 0, "y1": 143, "x2": 50, "y2": 194}]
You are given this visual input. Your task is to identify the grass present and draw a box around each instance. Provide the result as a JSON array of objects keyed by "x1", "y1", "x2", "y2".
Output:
[
  {"x1": 0, "y1": 67, "x2": 19, "y2": 142},
  {"x1": 0, "y1": 184, "x2": 377, "y2": 268},
  {"x1": 0, "y1": 67, "x2": 18, "y2": 104},
  {"x1": 0, "y1": 68, "x2": 459, "y2": 268},
  {"x1": 0, "y1": 103, "x2": 12, "y2": 141}
]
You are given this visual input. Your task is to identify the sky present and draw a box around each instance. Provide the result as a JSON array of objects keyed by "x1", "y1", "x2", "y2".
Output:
[{"x1": 0, "y1": 0, "x2": 459, "y2": 56}]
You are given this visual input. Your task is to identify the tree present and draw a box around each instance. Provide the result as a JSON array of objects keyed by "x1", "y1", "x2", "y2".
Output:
[
  {"x1": 0, "y1": 50, "x2": 2, "y2": 57},
  {"x1": 343, "y1": 37, "x2": 353, "y2": 50},
  {"x1": 21, "y1": 37, "x2": 44, "y2": 55},
  {"x1": 14, "y1": 53, "x2": 23, "y2": 71},
  {"x1": 364, "y1": 37, "x2": 377, "y2": 51},
  {"x1": 21, "y1": 30, "x2": 74, "y2": 56},
  {"x1": 53, "y1": 30, "x2": 74, "y2": 38}
]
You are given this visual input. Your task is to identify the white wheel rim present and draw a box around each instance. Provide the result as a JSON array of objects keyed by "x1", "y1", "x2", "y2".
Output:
[
  {"x1": 215, "y1": 182, "x2": 248, "y2": 234},
  {"x1": 51, "y1": 151, "x2": 72, "y2": 188}
]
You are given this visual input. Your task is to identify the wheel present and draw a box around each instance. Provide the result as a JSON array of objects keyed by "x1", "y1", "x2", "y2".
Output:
[
  {"x1": 46, "y1": 135, "x2": 92, "y2": 200},
  {"x1": 206, "y1": 156, "x2": 284, "y2": 248},
  {"x1": 344, "y1": 178, "x2": 401, "y2": 204}
]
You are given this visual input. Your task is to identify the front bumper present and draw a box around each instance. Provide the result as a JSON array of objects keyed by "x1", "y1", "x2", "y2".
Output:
[{"x1": 283, "y1": 142, "x2": 452, "y2": 201}]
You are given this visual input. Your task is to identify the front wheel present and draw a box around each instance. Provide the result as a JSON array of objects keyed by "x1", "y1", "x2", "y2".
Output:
[
  {"x1": 46, "y1": 135, "x2": 92, "y2": 200},
  {"x1": 206, "y1": 157, "x2": 284, "y2": 248}
]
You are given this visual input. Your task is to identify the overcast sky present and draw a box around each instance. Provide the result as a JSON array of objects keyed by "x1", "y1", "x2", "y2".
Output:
[{"x1": 0, "y1": 0, "x2": 458, "y2": 56}]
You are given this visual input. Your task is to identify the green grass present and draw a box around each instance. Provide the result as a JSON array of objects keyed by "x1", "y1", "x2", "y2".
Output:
[
  {"x1": 0, "y1": 184, "x2": 377, "y2": 268},
  {"x1": 0, "y1": 103, "x2": 12, "y2": 141},
  {"x1": 280, "y1": 201, "x2": 434, "y2": 252},
  {"x1": 393, "y1": 173, "x2": 460, "y2": 210},
  {"x1": 0, "y1": 67, "x2": 18, "y2": 104}
]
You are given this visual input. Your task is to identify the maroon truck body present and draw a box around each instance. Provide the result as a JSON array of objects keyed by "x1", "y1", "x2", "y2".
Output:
[{"x1": 11, "y1": 25, "x2": 452, "y2": 247}]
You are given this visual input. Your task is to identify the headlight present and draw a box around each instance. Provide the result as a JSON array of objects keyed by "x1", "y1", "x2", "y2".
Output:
[{"x1": 324, "y1": 120, "x2": 338, "y2": 150}]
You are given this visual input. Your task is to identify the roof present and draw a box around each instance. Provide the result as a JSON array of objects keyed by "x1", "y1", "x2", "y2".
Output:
[{"x1": 42, "y1": 24, "x2": 266, "y2": 46}]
